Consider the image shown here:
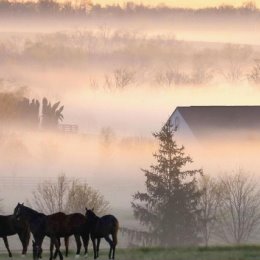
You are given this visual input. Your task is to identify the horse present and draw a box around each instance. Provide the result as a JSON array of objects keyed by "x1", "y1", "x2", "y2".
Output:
[
  {"x1": 14, "y1": 203, "x2": 63, "y2": 260},
  {"x1": 53, "y1": 222, "x2": 90, "y2": 258},
  {"x1": 85, "y1": 208, "x2": 119, "y2": 259},
  {"x1": 0, "y1": 214, "x2": 30, "y2": 257},
  {"x1": 14, "y1": 203, "x2": 89, "y2": 260}
]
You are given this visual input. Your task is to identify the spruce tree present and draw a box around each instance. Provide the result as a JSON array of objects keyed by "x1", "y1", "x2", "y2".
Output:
[{"x1": 132, "y1": 120, "x2": 203, "y2": 246}]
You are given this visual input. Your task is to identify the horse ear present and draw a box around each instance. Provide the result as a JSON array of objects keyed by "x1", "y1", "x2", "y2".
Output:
[
  {"x1": 85, "y1": 207, "x2": 88, "y2": 211},
  {"x1": 22, "y1": 202, "x2": 24, "y2": 205},
  {"x1": 92, "y1": 207, "x2": 94, "y2": 211}
]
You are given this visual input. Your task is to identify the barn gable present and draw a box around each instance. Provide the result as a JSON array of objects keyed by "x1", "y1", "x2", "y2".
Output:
[{"x1": 168, "y1": 106, "x2": 260, "y2": 141}]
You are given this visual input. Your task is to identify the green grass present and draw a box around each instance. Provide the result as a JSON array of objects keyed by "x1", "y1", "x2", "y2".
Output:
[{"x1": 3, "y1": 245, "x2": 260, "y2": 260}]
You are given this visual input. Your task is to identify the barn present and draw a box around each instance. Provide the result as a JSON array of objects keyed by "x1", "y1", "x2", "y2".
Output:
[{"x1": 168, "y1": 106, "x2": 260, "y2": 144}]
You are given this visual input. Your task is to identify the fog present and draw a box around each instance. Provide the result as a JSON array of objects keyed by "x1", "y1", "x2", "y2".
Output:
[{"x1": 0, "y1": 2, "x2": 260, "y2": 249}]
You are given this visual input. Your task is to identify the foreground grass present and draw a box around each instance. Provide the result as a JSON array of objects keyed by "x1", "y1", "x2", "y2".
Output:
[{"x1": 3, "y1": 245, "x2": 260, "y2": 260}]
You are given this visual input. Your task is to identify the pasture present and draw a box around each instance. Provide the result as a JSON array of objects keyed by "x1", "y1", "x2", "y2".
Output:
[{"x1": 2, "y1": 246, "x2": 260, "y2": 260}]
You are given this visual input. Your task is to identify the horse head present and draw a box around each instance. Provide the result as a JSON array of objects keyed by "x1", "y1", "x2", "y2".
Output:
[{"x1": 14, "y1": 202, "x2": 24, "y2": 220}]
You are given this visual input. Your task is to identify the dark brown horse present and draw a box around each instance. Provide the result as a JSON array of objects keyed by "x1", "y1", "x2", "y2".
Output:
[
  {"x1": 0, "y1": 214, "x2": 30, "y2": 257},
  {"x1": 85, "y1": 208, "x2": 119, "y2": 259},
  {"x1": 14, "y1": 203, "x2": 89, "y2": 260}
]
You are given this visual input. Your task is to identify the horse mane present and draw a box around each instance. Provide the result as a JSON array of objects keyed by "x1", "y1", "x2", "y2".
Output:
[{"x1": 21, "y1": 205, "x2": 46, "y2": 218}]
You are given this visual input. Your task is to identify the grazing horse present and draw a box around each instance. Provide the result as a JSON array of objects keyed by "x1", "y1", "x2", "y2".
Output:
[
  {"x1": 85, "y1": 208, "x2": 119, "y2": 259},
  {"x1": 0, "y1": 214, "x2": 30, "y2": 257},
  {"x1": 14, "y1": 203, "x2": 90, "y2": 260}
]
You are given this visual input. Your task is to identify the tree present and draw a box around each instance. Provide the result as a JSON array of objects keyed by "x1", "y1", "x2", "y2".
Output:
[
  {"x1": 28, "y1": 174, "x2": 109, "y2": 215},
  {"x1": 132, "y1": 120, "x2": 203, "y2": 246},
  {"x1": 198, "y1": 175, "x2": 222, "y2": 246},
  {"x1": 29, "y1": 174, "x2": 69, "y2": 214},
  {"x1": 214, "y1": 169, "x2": 260, "y2": 244},
  {"x1": 66, "y1": 180, "x2": 109, "y2": 215},
  {"x1": 41, "y1": 97, "x2": 64, "y2": 129},
  {"x1": 248, "y1": 59, "x2": 260, "y2": 84}
]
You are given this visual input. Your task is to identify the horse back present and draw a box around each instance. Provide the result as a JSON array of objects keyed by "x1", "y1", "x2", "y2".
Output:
[
  {"x1": 94, "y1": 215, "x2": 119, "y2": 238},
  {"x1": 0, "y1": 215, "x2": 23, "y2": 237},
  {"x1": 46, "y1": 212, "x2": 87, "y2": 237}
]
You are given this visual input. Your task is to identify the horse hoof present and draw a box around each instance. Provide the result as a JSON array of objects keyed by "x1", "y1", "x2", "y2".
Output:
[
  {"x1": 75, "y1": 255, "x2": 80, "y2": 258},
  {"x1": 21, "y1": 255, "x2": 26, "y2": 258},
  {"x1": 84, "y1": 253, "x2": 88, "y2": 258}
]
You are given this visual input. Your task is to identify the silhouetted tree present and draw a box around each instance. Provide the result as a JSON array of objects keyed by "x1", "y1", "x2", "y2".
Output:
[
  {"x1": 66, "y1": 180, "x2": 109, "y2": 215},
  {"x1": 214, "y1": 169, "x2": 260, "y2": 244},
  {"x1": 41, "y1": 97, "x2": 64, "y2": 129},
  {"x1": 18, "y1": 98, "x2": 40, "y2": 127},
  {"x1": 198, "y1": 175, "x2": 222, "y2": 247},
  {"x1": 248, "y1": 59, "x2": 260, "y2": 84},
  {"x1": 132, "y1": 121, "x2": 203, "y2": 246},
  {"x1": 0, "y1": 91, "x2": 39, "y2": 128},
  {"x1": 28, "y1": 174, "x2": 109, "y2": 215}
]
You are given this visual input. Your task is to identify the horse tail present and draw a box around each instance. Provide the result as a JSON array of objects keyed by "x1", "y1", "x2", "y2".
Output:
[
  {"x1": 24, "y1": 221, "x2": 31, "y2": 248},
  {"x1": 112, "y1": 218, "x2": 119, "y2": 245}
]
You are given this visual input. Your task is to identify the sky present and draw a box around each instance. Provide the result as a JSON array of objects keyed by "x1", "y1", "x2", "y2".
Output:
[{"x1": 92, "y1": 0, "x2": 260, "y2": 8}]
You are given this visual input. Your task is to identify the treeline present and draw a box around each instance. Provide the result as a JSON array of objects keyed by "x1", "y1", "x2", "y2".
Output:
[
  {"x1": 1, "y1": 31, "x2": 260, "y2": 87},
  {"x1": 0, "y1": 91, "x2": 64, "y2": 129},
  {"x1": 0, "y1": 0, "x2": 260, "y2": 17}
]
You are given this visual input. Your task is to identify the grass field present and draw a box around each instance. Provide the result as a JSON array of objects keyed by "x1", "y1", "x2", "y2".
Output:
[{"x1": 3, "y1": 246, "x2": 260, "y2": 260}]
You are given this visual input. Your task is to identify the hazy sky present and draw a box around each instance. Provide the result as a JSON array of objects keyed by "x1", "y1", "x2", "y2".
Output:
[{"x1": 92, "y1": 0, "x2": 260, "y2": 8}]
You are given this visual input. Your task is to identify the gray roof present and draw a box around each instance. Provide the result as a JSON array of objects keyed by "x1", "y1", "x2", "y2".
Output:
[{"x1": 173, "y1": 106, "x2": 260, "y2": 137}]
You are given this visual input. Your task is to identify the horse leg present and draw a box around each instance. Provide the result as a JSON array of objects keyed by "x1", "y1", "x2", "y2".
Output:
[
  {"x1": 75, "y1": 234, "x2": 82, "y2": 258},
  {"x1": 3, "y1": 236, "x2": 12, "y2": 257},
  {"x1": 18, "y1": 228, "x2": 30, "y2": 256},
  {"x1": 54, "y1": 237, "x2": 63, "y2": 260},
  {"x1": 35, "y1": 236, "x2": 44, "y2": 260},
  {"x1": 50, "y1": 238, "x2": 55, "y2": 260},
  {"x1": 53, "y1": 237, "x2": 61, "y2": 259},
  {"x1": 65, "y1": 236, "x2": 69, "y2": 257},
  {"x1": 104, "y1": 236, "x2": 113, "y2": 259},
  {"x1": 97, "y1": 238, "x2": 101, "y2": 258},
  {"x1": 111, "y1": 233, "x2": 118, "y2": 259},
  {"x1": 82, "y1": 234, "x2": 89, "y2": 257},
  {"x1": 91, "y1": 236, "x2": 97, "y2": 259}
]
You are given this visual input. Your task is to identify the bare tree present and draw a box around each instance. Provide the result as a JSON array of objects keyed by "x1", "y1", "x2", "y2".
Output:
[
  {"x1": 29, "y1": 174, "x2": 109, "y2": 215},
  {"x1": 29, "y1": 173, "x2": 69, "y2": 214},
  {"x1": 221, "y1": 44, "x2": 252, "y2": 83},
  {"x1": 66, "y1": 180, "x2": 110, "y2": 215},
  {"x1": 198, "y1": 175, "x2": 222, "y2": 247},
  {"x1": 248, "y1": 59, "x2": 260, "y2": 84},
  {"x1": 114, "y1": 68, "x2": 135, "y2": 88},
  {"x1": 214, "y1": 169, "x2": 260, "y2": 244}
]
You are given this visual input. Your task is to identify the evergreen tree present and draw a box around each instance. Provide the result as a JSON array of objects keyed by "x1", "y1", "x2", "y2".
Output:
[{"x1": 132, "y1": 120, "x2": 203, "y2": 246}]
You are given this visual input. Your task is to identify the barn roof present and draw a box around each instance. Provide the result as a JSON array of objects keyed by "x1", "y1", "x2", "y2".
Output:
[{"x1": 172, "y1": 106, "x2": 260, "y2": 137}]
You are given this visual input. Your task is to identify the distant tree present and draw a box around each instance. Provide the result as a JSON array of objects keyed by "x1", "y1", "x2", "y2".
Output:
[
  {"x1": 0, "y1": 90, "x2": 39, "y2": 127},
  {"x1": 132, "y1": 120, "x2": 203, "y2": 246},
  {"x1": 248, "y1": 59, "x2": 260, "y2": 84},
  {"x1": 114, "y1": 68, "x2": 135, "y2": 88},
  {"x1": 214, "y1": 169, "x2": 260, "y2": 244},
  {"x1": 66, "y1": 180, "x2": 109, "y2": 215},
  {"x1": 41, "y1": 97, "x2": 64, "y2": 129},
  {"x1": 29, "y1": 174, "x2": 69, "y2": 214},
  {"x1": 18, "y1": 98, "x2": 40, "y2": 127},
  {"x1": 28, "y1": 174, "x2": 109, "y2": 215},
  {"x1": 198, "y1": 175, "x2": 222, "y2": 247}
]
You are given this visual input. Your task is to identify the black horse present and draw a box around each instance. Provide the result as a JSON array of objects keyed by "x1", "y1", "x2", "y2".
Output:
[
  {"x1": 53, "y1": 216, "x2": 90, "y2": 259},
  {"x1": 0, "y1": 214, "x2": 30, "y2": 257},
  {"x1": 85, "y1": 208, "x2": 119, "y2": 259},
  {"x1": 14, "y1": 203, "x2": 89, "y2": 260},
  {"x1": 14, "y1": 203, "x2": 63, "y2": 260}
]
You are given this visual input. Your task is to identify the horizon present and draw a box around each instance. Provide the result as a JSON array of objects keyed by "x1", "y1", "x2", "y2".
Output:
[{"x1": 3, "y1": 0, "x2": 260, "y2": 9}]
